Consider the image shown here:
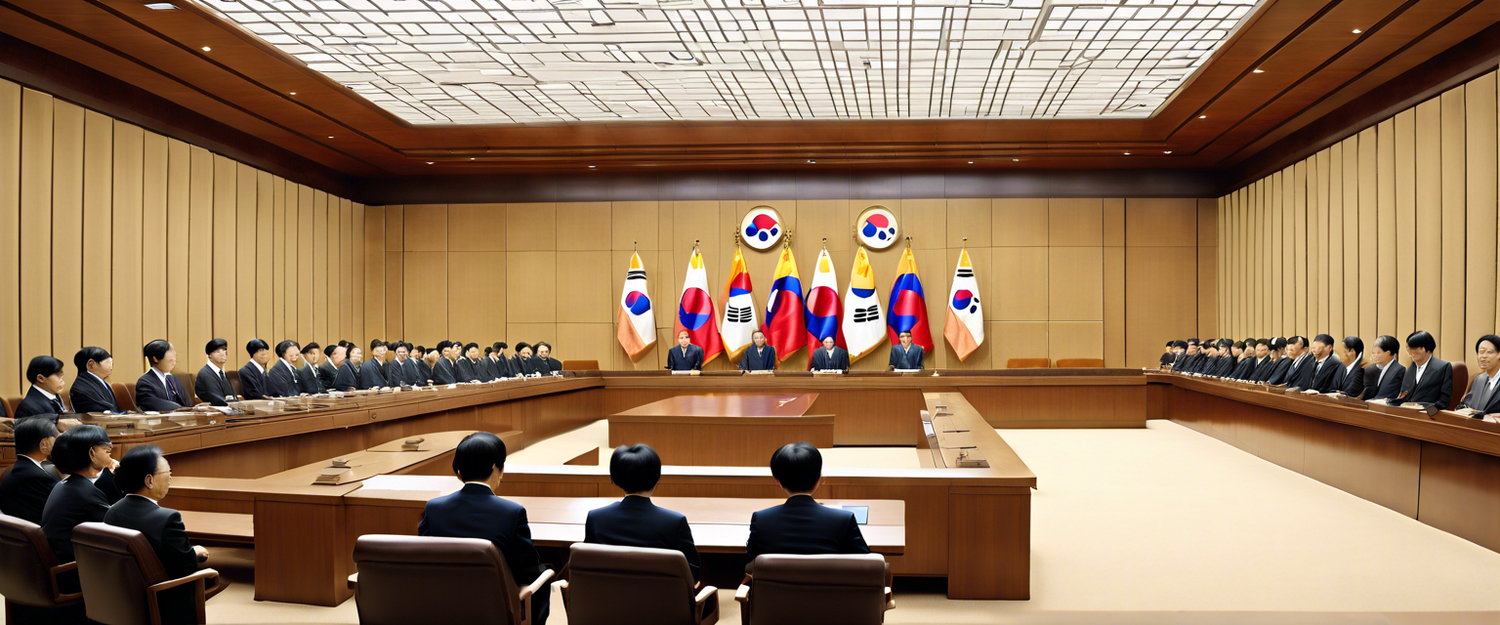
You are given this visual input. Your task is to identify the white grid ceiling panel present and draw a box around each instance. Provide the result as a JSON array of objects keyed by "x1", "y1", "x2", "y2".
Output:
[{"x1": 195, "y1": 0, "x2": 1259, "y2": 124}]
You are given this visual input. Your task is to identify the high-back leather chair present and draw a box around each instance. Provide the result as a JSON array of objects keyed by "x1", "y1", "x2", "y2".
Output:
[
  {"x1": 1054, "y1": 358, "x2": 1104, "y2": 368},
  {"x1": 173, "y1": 373, "x2": 199, "y2": 405},
  {"x1": 0, "y1": 515, "x2": 83, "y2": 616},
  {"x1": 562, "y1": 360, "x2": 600, "y2": 371},
  {"x1": 224, "y1": 370, "x2": 244, "y2": 398},
  {"x1": 71, "y1": 522, "x2": 223, "y2": 625},
  {"x1": 736, "y1": 554, "x2": 891, "y2": 625},
  {"x1": 559, "y1": 543, "x2": 718, "y2": 625},
  {"x1": 353, "y1": 534, "x2": 553, "y2": 625},
  {"x1": 112, "y1": 383, "x2": 138, "y2": 412},
  {"x1": 2, "y1": 396, "x2": 18, "y2": 419},
  {"x1": 1006, "y1": 358, "x2": 1051, "y2": 369},
  {"x1": 1449, "y1": 361, "x2": 1470, "y2": 411}
]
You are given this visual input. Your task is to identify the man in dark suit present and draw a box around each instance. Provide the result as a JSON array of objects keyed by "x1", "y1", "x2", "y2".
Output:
[
  {"x1": 810, "y1": 336, "x2": 850, "y2": 372},
  {"x1": 387, "y1": 342, "x2": 417, "y2": 386},
  {"x1": 367, "y1": 340, "x2": 393, "y2": 385},
  {"x1": 298, "y1": 343, "x2": 326, "y2": 394},
  {"x1": 238, "y1": 339, "x2": 272, "y2": 400},
  {"x1": 666, "y1": 333, "x2": 704, "y2": 372},
  {"x1": 585, "y1": 444, "x2": 703, "y2": 580},
  {"x1": 137, "y1": 340, "x2": 191, "y2": 412},
  {"x1": 360, "y1": 342, "x2": 392, "y2": 390},
  {"x1": 888, "y1": 331, "x2": 924, "y2": 370},
  {"x1": 739, "y1": 331, "x2": 778, "y2": 371},
  {"x1": 1228, "y1": 342, "x2": 1256, "y2": 380},
  {"x1": 1335, "y1": 336, "x2": 1367, "y2": 397},
  {"x1": 317, "y1": 344, "x2": 345, "y2": 390},
  {"x1": 195, "y1": 339, "x2": 238, "y2": 406},
  {"x1": 535, "y1": 343, "x2": 562, "y2": 375},
  {"x1": 1279, "y1": 336, "x2": 1316, "y2": 389},
  {"x1": 1458, "y1": 335, "x2": 1500, "y2": 416},
  {"x1": 1262, "y1": 338, "x2": 1295, "y2": 385},
  {"x1": 413, "y1": 346, "x2": 435, "y2": 384},
  {"x1": 332, "y1": 347, "x2": 366, "y2": 391},
  {"x1": 489, "y1": 343, "x2": 514, "y2": 379},
  {"x1": 69, "y1": 347, "x2": 121, "y2": 414},
  {"x1": 1362, "y1": 335, "x2": 1406, "y2": 401},
  {"x1": 419, "y1": 432, "x2": 549, "y2": 625},
  {"x1": 267, "y1": 340, "x2": 306, "y2": 398},
  {"x1": 1172, "y1": 339, "x2": 1202, "y2": 373},
  {"x1": 41, "y1": 425, "x2": 116, "y2": 569},
  {"x1": 747, "y1": 442, "x2": 869, "y2": 559},
  {"x1": 1391, "y1": 330, "x2": 1454, "y2": 408},
  {"x1": 1245, "y1": 340, "x2": 1272, "y2": 381},
  {"x1": 0, "y1": 418, "x2": 61, "y2": 524},
  {"x1": 512, "y1": 342, "x2": 539, "y2": 376},
  {"x1": 15, "y1": 356, "x2": 72, "y2": 419},
  {"x1": 1303, "y1": 334, "x2": 1343, "y2": 393},
  {"x1": 105, "y1": 445, "x2": 213, "y2": 625},
  {"x1": 456, "y1": 343, "x2": 482, "y2": 382},
  {"x1": 432, "y1": 341, "x2": 459, "y2": 384}
]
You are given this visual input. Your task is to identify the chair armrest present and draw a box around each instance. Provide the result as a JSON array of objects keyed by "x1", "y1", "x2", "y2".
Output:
[
  {"x1": 552, "y1": 579, "x2": 569, "y2": 590},
  {"x1": 885, "y1": 586, "x2": 895, "y2": 610},
  {"x1": 694, "y1": 585, "x2": 717, "y2": 605},
  {"x1": 734, "y1": 584, "x2": 751, "y2": 603},
  {"x1": 49, "y1": 561, "x2": 82, "y2": 602},
  {"x1": 347, "y1": 572, "x2": 358, "y2": 590},
  {"x1": 518, "y1": 568, "x2": 556, "y2": 602},
  {"x1": 148, "y1": 568, "x2": 219, "y2": 594}
]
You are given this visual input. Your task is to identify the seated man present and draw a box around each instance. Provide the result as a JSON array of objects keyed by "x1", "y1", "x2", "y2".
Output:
[
  {"x1": 739, "y1": 330, "x2": 778, "y2": 372},
  {"x1": 534, "y1": 342, "x2": 562, "y2": 375},
  {"x1": 431, "y1": 341, "x2": 458, "y2": 385},
  {"x1": 887, "y1": 331, "x2": 923, "y2": 370},
  {"x1": 1458, "y1": 335, "x2": 1500, "y2": 416},
  {"x1": 137, "y1": 340, "x2": 192, "y2": 412},
  {"x1": 455, "y1": 342, "x2": 483, "y2": 382},
  {"x1": 363, "y1": 340, "x2": 392, "y2": 389},
  {"x1": 0, "y1": 417, "x2": 61, "y2": 524},
  {"x1": 810, "y1": 336, "x2": 850, "y2": 372},
  {"x1": 238, "y1": 339, "x2": 272, "y2": 400},
  {"x1": 267, "y1": 340, "x2": 306, "y2": 398},
  {"x1": 488, "y1": 342, "x2": 513, "y2": 380},
  {"x1": 1392, "y1": 330, "x2": 1454, "y2": 408},
  {"x1": 70, "y1": 347, "x2": 121, "y2": 414},
  {"x1": 332, "y1": 346, "x2": 367, "y2": 392},
  {"x1": 298, "y1": 342, "x2": 326, "y2": 395},
  {"x1": 15, "y1": 355, "x2": 72, "y2": 419},
  {"x1": 105, "y1": 445, "x2": 212, "y2": 625},
  {"x1": 195, "y1": 339, "x2": 238, "y2": 406},
  {"x1": 585, "y1": 444, "x2": 702, "y2": 580},
  {"x1": 512, "y1": 342, "x2": 539, "y2": 377},
  {"x1": 42, "y1": 425, "x2": 117, "y2": 580},
  {"x1": 1363, "y1": 335, "x2": 1407, "y2": 401},
  {"x1": 747, "y1": 442, "x2": 869, "y2": 559},
  {"x1": 1335, "y1": 336, "x2": 1366, "y2": 397},
  {"x1": 419, "y1": 432, "x2": 549, "y2": 625},
  {"x1": 317, "y1": 344, "x2": 345, "y2": 390},
  {"x1": 666, "y1": 332, "x2": 704, "y2": 372}
]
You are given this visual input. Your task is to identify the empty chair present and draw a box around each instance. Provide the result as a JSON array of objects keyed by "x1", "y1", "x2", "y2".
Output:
[
  {"x1": 735, "y1": 554, "x2": 891, "y2": 625},
  {"x1": 223, "y1": 370, "x2": 244, "y2": 399},
  {"x1": 71, "y1": 522, "x2": 223, "y2": 625},
  {"x1": 1005, "y1": 358, "x2": 1050, "y2": 369},
  {"x1": 172, "y1": 373, "x2": 199, "y2": 405},
  {"x1": 562, "y1": 360, "x2": 600, "y2": 371},
  {"x1": 112, "y1": 383, "x2": 138, "y2": 412},
  {"x1": 2, "y1": 396, "x2": 19, "y2": 419},
  {"x1": 0, "y1": 514, "x2": 84, "y2": 621},
  {"x1": 1054, "y1": 358, "x2": 1104, "y2": 368},
  {"x1": 558, "y1": 543, "x2": 718, "y2": 625},
  {"x1": 1450, "y1": 361, "x2": 1470, "y2": 411},
  {"x1": 353, "y1": 534, "x2": 553, "y2": 625}
]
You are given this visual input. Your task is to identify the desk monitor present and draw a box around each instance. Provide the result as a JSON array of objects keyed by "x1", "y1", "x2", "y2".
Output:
[{"x1": 827, "y1": 504, "x2": 869, "y2": 525}]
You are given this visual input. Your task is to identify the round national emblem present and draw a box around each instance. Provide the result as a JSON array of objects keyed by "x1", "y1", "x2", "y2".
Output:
[
  {"x1": 952, "y1": 289, "x2": 979, "y2": 314},
  {"x1": 625, "y1": 291, "x2": 652, "y2": 316},
  {"x1": 740, "y1": 206, "x2": 785, "y2": 251},
  {"x1": 855, "y1": 206, "x2": 899, "y2": 249}
]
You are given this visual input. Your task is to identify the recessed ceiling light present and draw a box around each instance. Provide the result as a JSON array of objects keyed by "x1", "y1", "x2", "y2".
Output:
[
  {"x1": 470, "y1": 157, "x2": 475, "y2": 160},
  {"x1": 806, "y1": 159, "x2": 816, "y2": 164},
  {"x1": 1352, "y1": 29, "x2": 1362, "y2": 34},
  {"x1": 967, "y1": 161, "x2": 974, "y2": 164},
  {"x1": 289, "y1": 92, "x2": 296, "y2": 96},
  {"x1": 426, "y1": 162, "x2": 434, "y2": 165},
  {"x1": 1123, "y1": 152, "x2": 1131, "y2": 155},
  {"x1": 327, "y1": 136, "x2": 334, "y2": 139},
  {"x1": 201, "y1": 46, "x2": 212, "y2": 52},
  {"x1": 1199, "y1": 115, "x2": 1207, "y2": 119},
  {"x1": 1252, "y1": 69, "x2": 1264, "y2": 74},
  {"x1": 144, "y1": 3, "x2": 176, "y2": 9},
  {"x1": 1011, "y1": 158, "x2": 1020, "y2": 162},
  {"x1": 588, "y1": 165, "x2": 596, "y2": 169},
  {"x1": 1164, "y1": 151, "x2": 1173, "y2": 154}
]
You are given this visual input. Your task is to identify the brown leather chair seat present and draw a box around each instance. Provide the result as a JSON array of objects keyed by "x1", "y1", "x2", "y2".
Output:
[
  {"x1": 736, "y1": 554, "x2": 891, "y2": 625},
  {"x1": 353, "y1": 534, "x2": 553, "y2": 625},
  {"x1": 562, "y1": 360, "x2": 600, "y2": 371},
  {"x1": 1055, "y1": 358, "x2": 1105, "y2": 368},
  {"x1": 71, "y1": 522, "x2": 224, "y2": 625},
  {"x1": 224, "y1": 370, "x2": 244, "y2": 399},
  {"x1": 173, "y1": 373, "x2": 199, "y2": 405},
  {"x1": 0, "y1": 514, "x2": 84, "y2": 616},
  {"x1": 112, "y1": 383, "x2": 138, "y2": 412},
  {"x1": 1449, "y1": 361, "x2": 1469, "y2": 411},
  {"x1": 1006, "y1": 358, "x2": 1051, "y2": 369},
  {"x1": 558, "y1": 543, "x2": 718, "y2": 625}
]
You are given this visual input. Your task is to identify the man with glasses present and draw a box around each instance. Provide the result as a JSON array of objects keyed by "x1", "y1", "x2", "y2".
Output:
[{"x1": 106, "y1": 445, "x2": 216, "y2": 624}]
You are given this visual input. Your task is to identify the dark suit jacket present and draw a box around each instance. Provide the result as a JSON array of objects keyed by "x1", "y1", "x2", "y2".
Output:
[
  {"x1": 417, "y1": 359, "x2": 434, "y2": 384},
  {"x1": 1229, "y1": 357, "x2": 1256, "y2": 380},
  {"x1": 1265, "y1": 356, "x2": 1295, "y2": 385},
  {"x1": 0, "y1": 457, "x2": 60, "y2": 524},
  {"x1": 1394, "y1": 357, "x2": 1453, "y2": 407},
  {"x1": 42, "y1": 474, "x2": 111, "y2": 563},
  {"x1": 104, "y1": 495, "x2": 203, "y2": 625},
  {"x1": 238, "y1": 363, "x2": 268, "y2": 400},
  {"x1": 1249, "y1": 357, "x2": 1274, "y2": 382},
  {"x1": 537, "y1": 357, "x2": 562, "y2": 375},
  {"x1": 317, "y1": 361, "x2": 339, "y2": 390},
  {"x1": 419, "y1": 483, "x2": 544, "y2": 584},
  {"x1": 666, "y1": 345, "x2": 704, "y2": 371},
  {"x1": 70, "y1": 374, "x2": 119, "y2": 414},
  {"x1": 432, "y1": 358, "x2": 458, "y2": 385},
  {"x1": 359, "y1": 360, "x2": 389, "y2": 389},
  {"x1": 332, "y1": 362, "x2": 362, "y2": 391},
  {"x1": 1186, "y1": 353, "x2": 1210, "y2": 374},
  {"x1": 746, "y1": 495, "x2": 870, "y2": 559},
  {"x1": 513, "y1": 355, "x2": 538, "y2": 376},
  {"x1": 1307, "y1": 356, "x2": 1343, "y2": 393},
  {"x1": 267, "y1": 360, "x2": 304, "y2": 398},
  {"x1": 455, "y1": 358, "x2": 480, "y2": 383},
  {"x1": 888, "y1": 344, "x2": 924, "y2": 370},
  {"x1": 1336, "y1": 358, "x2": 1366, "y2": 397},
  {"x1": 488, "y1": 356, "x2": 513, "y2": 379},
  {"x1": 584, "y1": 496, "x2": 702, "y2": 580},
  {"x1": 1363, "y1": 361, "x2": 1406, "y2": 401},
  {"x1": 15, "y1": 387, "x2": 70, "y2": 419},
  {"x1": 1460, "y1": 372, "x2": 1500, "y2": 414},
  {"x1": 388, "y1": 359, "x2": 417, "y2": 386},
  {"x1": 135, "y1": 370, "x2": 188, "y2": 412},
  {"x1": 1282, "y1": 354, "x2": 1316, "y2": 389},
  {"x1": 195, "y1": 365, "x2": 236, "y2": 406},
  {"x1": 298, "y1": 363, "x2": 324, "y2": 394},
  {"x1": 810, "y1": 347, "x2": 850, "y2": 371},
  {"x1": 739, "y1": 346, "x2": 778, "y2": 371}
]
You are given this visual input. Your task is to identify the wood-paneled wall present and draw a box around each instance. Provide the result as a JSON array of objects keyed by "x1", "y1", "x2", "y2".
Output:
[
  {"x1": 368, "y1": 198, "x2": 1215, "y2": 371},
  {"x1": 1218, "y1": 69, "x2": 1500, "y2": 373},
  {"x1": 0, "y1": 77, "x2": 365, "y2": 398}
]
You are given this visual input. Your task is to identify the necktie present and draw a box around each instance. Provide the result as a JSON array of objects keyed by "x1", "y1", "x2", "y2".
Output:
[
  {"x1": 167, "y1": 376, "x2": 181, "y2": 403},
  {"x1": 289, "y1": 364, "x2": 298, "y2": 384},
  {"x1": 51, "y1": 397, "x2": 65, "y2": 414}
]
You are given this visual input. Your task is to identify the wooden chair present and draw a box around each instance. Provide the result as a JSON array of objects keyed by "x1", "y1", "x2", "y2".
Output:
[
  {"x1": 1, "y1": 396, "x2": 17, "y2": 419},
  {"x1": 558, "y1": 543, "x2": 718, "y2": 625},
  {"x1": 1005, "y1": 358, "x2": 1050, "y2": 369},
  {"x1": 224, "y1": 370, "x2": 245, "y2": 398},
  {"x1": 353, "y1": 534, "x2": 553, "y2": 625},
  {"x1": 562, "y1": 360, "x2": 600, "y2": 371},
  {"x1": 0, "y1": 515, "x2": 84, "y2": 622},
  {"x1": 736, "y1": 554, "x2": 891, "y2": 625},
  {"x1": 71, "y1": 522, "x2": 225, "y2": 625},
  {"x1": 1054, "y1": 358, "x2": 1104, "y2": 368},
  {"x1": 173, "y1": 373, "x2": 199, "y2": 405}
]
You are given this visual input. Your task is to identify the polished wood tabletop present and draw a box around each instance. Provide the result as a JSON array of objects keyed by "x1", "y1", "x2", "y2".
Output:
[{"x1": 611, "y1": 392, "x2": 819, "y2": 419}]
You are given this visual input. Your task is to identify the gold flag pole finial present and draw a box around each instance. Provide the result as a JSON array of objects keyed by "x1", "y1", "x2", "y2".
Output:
[
  {"x1": 633, "y1": 240, "x2": 638, "y2": 253},
  {"x1": 905, "y1": 236, "x2": 912, "y2": 248}
]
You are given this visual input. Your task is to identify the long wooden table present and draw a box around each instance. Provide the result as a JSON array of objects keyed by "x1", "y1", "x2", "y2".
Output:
[{"x1": 608, "y1": 393, "x2": 834, "y2": 466}]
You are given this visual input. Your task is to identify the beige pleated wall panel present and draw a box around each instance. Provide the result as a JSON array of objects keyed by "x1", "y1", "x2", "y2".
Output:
[
  {"x1": 0, "y1": 77, "x2": 366, "y2": 397},
  {"x1": 1220, "y1": 69, "x2": 1500, "y2": 372}
]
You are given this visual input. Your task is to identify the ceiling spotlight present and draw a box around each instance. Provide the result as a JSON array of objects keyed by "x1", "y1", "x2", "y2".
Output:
[
  {"x1": 806, "y1": 159, "x2": 816, "y2": 164},
  {"x1": 1011, "y1": 158, "x2": 1020, "y2": 162},
  {"x1": 1123, "y1": 152, "x2": 1131, "y2": 155},
  {"x1": 967, "y1": 161, "x2": 974, "y2": 164},
  {"x1": 426, "y1": 161, "x2": 434, "y2": 165},
  {"x1": 289, "y1": 92, "x2": 297, "y2": 96},
  {"x1": 1252, "y1": 69, "x2": 1264, "y2": 74},
  {"x1": 1164, "y1": 151, "x2": 1173, "y2": 154},
  {"x1": 327, "y1": 136, "x2": 334, "y2": 139},
  {"x1": 470, "y1": 157, "x2": 475, "y2": 160},
  {"x1": 1199, "y1": 115, "x2": 1207, "y2": 119},
  {"x1": 144, "y1": 3, "x2": 177, "y2": 9},
  {"x1": 201, "y1": 46, "x2": 211, "y2": 52},
  {"x1": 588, "y1": 165, "x2": 597, "y2": 169},
  {"x1": 1352, "y1": 28, "x2": 1362, "y2": 34}
]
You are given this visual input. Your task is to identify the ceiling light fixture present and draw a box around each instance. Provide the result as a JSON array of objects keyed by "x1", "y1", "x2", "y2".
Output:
[
  {"x1": 144, "y1": 3, "x2": 176, "y2": 9},
  {"x1": 426, "y1": 161, "x2": 434, "y2": 165},
  {"x1": 289, "y1": 92, "x2": 296, "y2": 96},
  {"x1": 1252, "y1": 69, "x2": 1264, "y2": 74},
  {"x1": 1123, "y1": 152, "x2": 1131, "y2": 156},
  {"x1": 1164, "y1": 151, "x2": 1173, "y2": 154},
  {"x1": 588, "y1": 165, "x2": 596, "y2": 169},
  {"x1": 327, "y1": 136, "x2": 334, "y2": 139},
  {"x1": 1012, "y1": 158, "x2": 1020, "y2": 162},
  {"x1": 1352, "y1": 29, "x2": 1362, "y2": 34},
  {"x1": 968, "y1": 161, "x2": 974, "y2": 164},
  {"x1": 1199, "y1": 115, "x2": 1207, "y2": 119},
  {"x1": 201, "y1": 46, "x2": 211, "y2": 52},
  {"x1": 806, "y1": 160, "x2": 816, "y2": 164}
]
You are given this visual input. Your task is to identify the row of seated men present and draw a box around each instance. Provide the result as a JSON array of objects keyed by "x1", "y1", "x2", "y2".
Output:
[
  {"x1": 1, "y1": 418, "x2": 869, "y2": 625},
  {"x1": 669, "y1": 329, "x2": 928, "y2": 372},
  {"x1": 4, "y1": 336, "x2": 567, "y2": 420},
  {"x1": 1158, "y1": 330, "x2": 1500, "y2": 416}
]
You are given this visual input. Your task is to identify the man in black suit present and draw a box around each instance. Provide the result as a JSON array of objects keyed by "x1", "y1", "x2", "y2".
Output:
[
  {"x1": 431, "y1": 341, "x2": 459, "y2": 384},
  {"x1": 367, "y1": 340, "x2": 392, "y2": 386},
  {"x1": 666, "y1": 333, "x2": 704, "y2": 372},
  {"x1": 1302, "y1": 334, "x2": 1343, "y2": 393},
  {"x1": 317, "y1": 344, "x2": 345, "y2": 390},
  {"x1": 456, "y1": 343, "x2": 483, "y2": 382},
  {"x1": 1362, "y1": 335, "x2": 1406, "y2": 401},
  {"x1": 15, "y1": 356, "x2": 72, "y2": 419},
  {"x1": 585, "y1": 444, "x2": 703, "y2": 580},
  {"x1": 535, "y1": 343, "x2": 562, "y2": 375},
  {"x1": 810, "y1": 336, "x2": 850, "y2": 372},
  {"x1": 512, "y1": 342, "x2": 539, "y2": 376},
  {"x1": 1335, "y1": 336, "x2": 1367, "y2": 397},
  {"x1": 1261, "y1": 338, "x2": 1294, "y2": 385},
  {"x1": 238, "y1": 339, "x2": 271, "y2": 400},
  {"x1": 747, "y1": 442, "x2": 869, "y2": 559},
  {"x1": 297, "y1": 343, "x2": 326, "y2": 394},
  {"x1": 136, "y1": 340, "x2": 191, "y2": 412},
  {"x1": 360, "y1": 342, "x2": 392, "y2": 390},
  {"x1": 487, "y1": 342, "x2": 513, "y2": 380},
  {"x1": 41, "y1": 425, "x2": 116, "y2": 570},
  {"x1": 387, "y1": 342, "x2": 417, "y2": 386},
  {"x1": 195, "y1": 339, "x2": 238, "y2": 406},
  {"x1": 1228, "y1": 342, "x2": 1256, "y2": 380},
  {"x1": 1172, "y1": 339, "x2": 1201, "y2": 373},
  {"x1": 419, "y1": 432, "x2": 550, "y2": 625},
  {"x1": 105, "y1": 445, "x2": 214, "y2": 625},
  {"x1": 1279, "y1": 336, "x2": 1316, "y2": 389},
  {"x1": 413, "y1": 346, "x2": 434, "y2": 384},
  {"x1": 1391, "y1": 330, "x2": 1454, "y2": 408},
  {"x1": 0, "y1": 418, "x2": 61, "y2": 524},
  {"x1": 1247, "y1": 340, "x2": 1274, "y2": 382},
  {"x1": 267, "y1": 340, "x2": 306, "y2": 398},
  {"x1": 888, "y1": 331, "x2": 923, "y2": 370},
  {"x1": 332, "y1": 346, "x2": 366, "y2": 391},
  {"x1": 739, "y1": 331, "x2": 778, "y2": 371},
  {"x1": 1458, "y1": 335, "x2": 1500, "y2": 416},
  {"x1": 69, "y1": 347, "x2": 121, "y2": 414}
]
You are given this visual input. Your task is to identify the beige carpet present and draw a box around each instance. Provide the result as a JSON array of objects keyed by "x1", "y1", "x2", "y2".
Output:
[{"x1": 10, "y1": 421, "x2": 1500, "y2": 624}]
